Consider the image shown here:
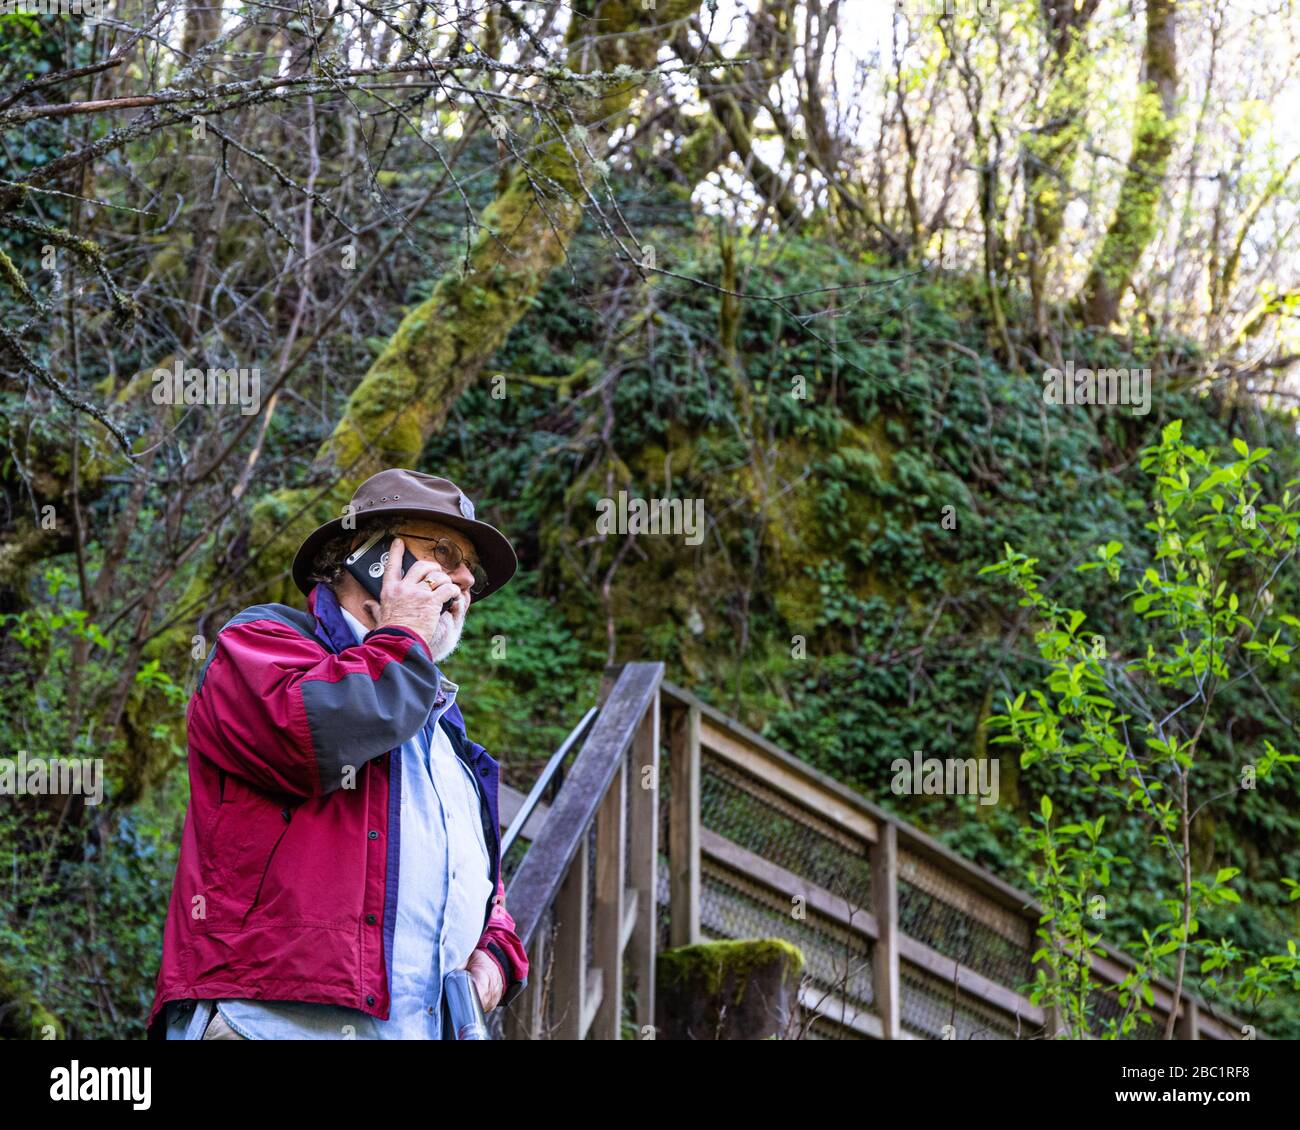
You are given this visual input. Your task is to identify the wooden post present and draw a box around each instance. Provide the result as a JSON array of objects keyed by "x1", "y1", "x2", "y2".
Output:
[
  {"x1": 668, "y1": 702, "x2": 701, "y2": 947},
  {"x1": 1176, "y1": 995, "x2": 1200, "y2": 1040},
  {"x1": 592, "y1": 750, "x2": 627, "y2": 1039},
  {"x1": 503, "y1": 663, "x2": 662, "y2": 1038},
  {"x1": 870, "y1": 821, "x2": 900, "y2": 1039},
  {"x1": 552, "y1": 836, "x2": 589, "y2": 1039},
  {"x1": 656, "y1": 938, "x2": 803, "y2": 1039},
  {"x1": 627, "y1": 690, "x2": 660, "y2": 1037}
]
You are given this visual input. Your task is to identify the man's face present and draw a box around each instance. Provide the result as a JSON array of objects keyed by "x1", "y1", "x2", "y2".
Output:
[
  {"x1": 382, "y1": 517, "x2": 482, "y2": 600},
  {"x1": 340, "y1": 517, "x2": 481, "y2": 663},
  {"x1": 351, "y1": 514, "x2": 478, "y2": 660}
]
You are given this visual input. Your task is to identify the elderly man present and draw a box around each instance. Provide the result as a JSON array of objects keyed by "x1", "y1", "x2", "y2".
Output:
[{"x1": 146, "y1": 470, "x2": 528, "y2": 1039}]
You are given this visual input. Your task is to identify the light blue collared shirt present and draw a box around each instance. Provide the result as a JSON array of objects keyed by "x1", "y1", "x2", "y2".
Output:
[{"x1": 166, "y1": 608, "x2": 493, "y2": 1039}]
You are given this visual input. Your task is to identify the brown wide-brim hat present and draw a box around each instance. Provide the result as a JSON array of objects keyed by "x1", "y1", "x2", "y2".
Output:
[{"x1": 291, "y1": 469, "x2": 518, "y2": 602}]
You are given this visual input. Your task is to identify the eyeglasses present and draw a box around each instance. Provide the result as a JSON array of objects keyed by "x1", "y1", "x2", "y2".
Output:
[{"x1": 393, "y1": 531, "x2": 488, "y2": 595}]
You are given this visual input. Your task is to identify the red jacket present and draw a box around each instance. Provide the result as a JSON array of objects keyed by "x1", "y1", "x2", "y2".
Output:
[{"x1": 146, "y1": 584, "x2": 528, "y2": 1038}]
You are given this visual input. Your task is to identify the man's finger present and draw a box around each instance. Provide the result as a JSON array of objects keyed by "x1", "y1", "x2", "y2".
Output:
[
  {"x1": 401, "y1": 559, "x2": 447, "y2": 589},
  {"x1": 428, "y1": 580, "x2": 459, "y2": 607},
  {"x1": 382, "y1": 537, "x2": 406, "y2": 589}
]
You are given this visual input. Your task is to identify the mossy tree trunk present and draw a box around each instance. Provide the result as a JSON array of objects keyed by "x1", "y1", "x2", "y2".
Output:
[{"x1": 1078, "y1": 0, "x2": 1178, "y2": 329}]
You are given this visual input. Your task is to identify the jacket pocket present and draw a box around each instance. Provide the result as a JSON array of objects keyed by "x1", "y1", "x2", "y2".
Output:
[
  {"x1": 199, "y1": 791, "x2": 292, "y2": 928},
  {"x1": 201, "y1": 770, "x2": 245, "y2": 879},
  {"x1": 239, "y1": 805, "x2": 294, "y2": 927}
]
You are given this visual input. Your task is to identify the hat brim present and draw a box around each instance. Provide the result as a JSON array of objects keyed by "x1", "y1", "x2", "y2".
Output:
[{"x1": 291, "y1": 506, "x2": 518, "y2": 603}]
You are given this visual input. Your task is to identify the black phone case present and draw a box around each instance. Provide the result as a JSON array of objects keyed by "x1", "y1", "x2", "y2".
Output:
[{"x1": 345, "y1": 539, "x2": 420, "y2": 602}]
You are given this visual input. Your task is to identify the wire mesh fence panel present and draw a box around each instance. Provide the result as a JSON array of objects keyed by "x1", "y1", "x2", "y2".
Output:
[
  {"x1": 700, "y1": 753, "x2": 873, "y2": 911},
  {"x1": 899, "y1": 962, "x2": 1030, "y2": 1040},
  {"x1": 656, "y1": 850, "x2": 672, "y2": 954},
  {"x1": 700, "y1": 861, "x2": 876, "y2": 1029},
  {"x1": 1086, "y1": 985, "x2": 1167, "y2": 1040},
  {"x1": 898, "y1": 849, "x2": 1036, "y2": 995}
]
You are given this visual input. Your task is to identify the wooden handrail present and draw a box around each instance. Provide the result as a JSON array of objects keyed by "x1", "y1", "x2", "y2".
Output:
[
  {"x1": 507, "y1": 662, "x2": 662, "y2": 951},
  {"x1": 499, "y1": 663, "x2": 662, "y2": 1039}
]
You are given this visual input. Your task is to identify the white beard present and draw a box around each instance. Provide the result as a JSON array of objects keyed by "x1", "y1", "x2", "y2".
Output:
[{"x1": 427, "y1": 594, "x2": 467, "y2": 663}]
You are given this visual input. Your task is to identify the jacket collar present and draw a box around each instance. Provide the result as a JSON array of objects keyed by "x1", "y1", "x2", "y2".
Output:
[{"x1": 307, "y1": 582, "x2": 354, "y2": 655}]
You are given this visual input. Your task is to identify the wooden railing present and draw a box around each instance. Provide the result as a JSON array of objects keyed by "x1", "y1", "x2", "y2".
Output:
[
  {"x1": 495, "y1": 667, "x2": 1252, "y2": 1040},
  {"x1": 499, "y1": 662, "x2": 662, "y2": 1039}
]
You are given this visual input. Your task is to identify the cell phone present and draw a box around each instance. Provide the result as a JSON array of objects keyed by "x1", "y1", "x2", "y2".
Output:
[
  {"x1": 344, "y1": 532, "x2": 459, "y2": 614},
  {"x1": 344, "y1": 531, "x2": 419, "y2": 602}
]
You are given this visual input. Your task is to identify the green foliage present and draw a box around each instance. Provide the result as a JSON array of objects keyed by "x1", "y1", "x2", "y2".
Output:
[
  {"x1": 0, "y1": 567, "x2": 181, "y2": 1037},
  {"x1": 6, "y1": 185, "x2": 1299, "y2": 1036},
  {"x1": 982, "y1": 425, "x2": 1300, "y2": 1036}
]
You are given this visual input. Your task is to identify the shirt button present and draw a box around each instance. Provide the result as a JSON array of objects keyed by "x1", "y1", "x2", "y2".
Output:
[
  {"x1": 366, "y1": 995, "x2": 376, "y2": 1006},
  {"x1": 366, "y1": 914, "x2": 377, "y2": 924},
  {"x1": 368, "y1": 830, "x2": 379, "y2": 840},
  {"x1": 427, "y1": 1006, "x2": 435, "y2": 1015}
]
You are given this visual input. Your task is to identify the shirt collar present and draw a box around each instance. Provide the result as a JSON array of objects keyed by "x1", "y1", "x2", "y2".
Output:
[{"x1": 339, "y1": 606, "x2": 369, "y2": 646}]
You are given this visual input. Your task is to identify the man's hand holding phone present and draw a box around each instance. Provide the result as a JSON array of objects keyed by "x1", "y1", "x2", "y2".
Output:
[{"x1": 362, "y1": 537, "x2": 463, "y2": 655}]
